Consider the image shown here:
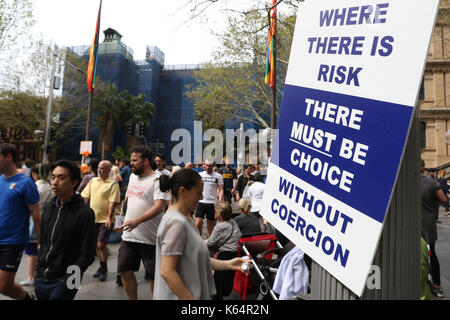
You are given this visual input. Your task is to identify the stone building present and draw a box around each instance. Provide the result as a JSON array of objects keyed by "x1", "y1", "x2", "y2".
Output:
[{"x1": 419, "y1": 1, "x2": 450, "y2": 169}]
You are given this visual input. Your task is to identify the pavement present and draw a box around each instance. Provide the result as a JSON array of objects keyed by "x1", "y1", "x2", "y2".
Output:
[
  {"x1": 3, "y1": 201, "x2": 450, "y2": 300},
  {"x1": 434, "y1": 206, "x2": 450, "y2": 300},
  {"x1": 0, "y1": 200, "x2": 249, "y2": 300}
]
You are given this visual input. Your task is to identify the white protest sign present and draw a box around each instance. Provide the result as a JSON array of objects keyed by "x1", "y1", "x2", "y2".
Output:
[{"x1": 260, "y1": 0, "x2": 440, "y2": 296}]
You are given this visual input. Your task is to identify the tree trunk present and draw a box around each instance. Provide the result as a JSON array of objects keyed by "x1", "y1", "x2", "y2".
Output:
[
  {"x1": 98, "y1": 111, "x2": 114, "y2": 159},
  {"x1": 126, "y1": 134, "x2": 142, "y2": 150}
]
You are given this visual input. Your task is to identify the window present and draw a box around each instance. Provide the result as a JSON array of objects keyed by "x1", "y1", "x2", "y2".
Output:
[
  {"x1": 420, "y1": 121, "x2": 426, "y2": 149},
  {"x1": 419, "y1": 78, "x2": 425, "y2": 101}
]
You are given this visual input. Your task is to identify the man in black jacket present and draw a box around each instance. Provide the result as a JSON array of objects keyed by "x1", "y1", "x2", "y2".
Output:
[
  {"x1": 235, "y1": 164, "x2": 255, "y2": 201},
  {"x1": 35, "y1": 159, "x2": 96, "y2": 300}
]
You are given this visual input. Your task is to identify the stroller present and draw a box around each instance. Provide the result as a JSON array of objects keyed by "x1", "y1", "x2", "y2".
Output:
[{"x1": 232, "y1": 232, "x2": 285, "y2": 300}]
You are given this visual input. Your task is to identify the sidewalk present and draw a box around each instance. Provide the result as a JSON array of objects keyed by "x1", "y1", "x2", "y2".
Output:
[
  {"x1": 0, "y1": 241, "x2": 152, "y2": 300},
  {"x1": 435, "y1": 207, "x2": 450, "y2": 300},
  {"x1": 2, "y1": 204, "x2": 450, "y2": 300},
  {"x1": 0, "y1": 202, "x2": 247, "y2": 300}
]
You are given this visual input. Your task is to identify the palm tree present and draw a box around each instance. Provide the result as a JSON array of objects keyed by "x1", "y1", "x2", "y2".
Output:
[{"x1": 94, "y1": 83, "x2": 156, "y2": 156}]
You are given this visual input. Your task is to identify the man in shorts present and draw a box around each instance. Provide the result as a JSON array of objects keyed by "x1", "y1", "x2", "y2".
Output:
[
  {"x1": 118, "y1": 146, "x2": 169, "y2": 299},
  {"x1": 0, "y1": 143, "x2": 40, "y2": 300},
  {"x1": 81, "y1": 160, "x2": 120, "y2": 281},
  {"x1": 195, "y1": 158, "x2": 224, "y2": 237}
]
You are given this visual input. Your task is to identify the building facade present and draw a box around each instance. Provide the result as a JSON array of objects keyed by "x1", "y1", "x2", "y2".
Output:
[
  {"x1": 419, "y1": 2, "x2": 450, "y2": 169},
  {"x1": 59, "y1": 28, "x2": 199, "y2": 163},
  {"x1": 59, "y1": 28, "x2": 265, "y2": 164}
]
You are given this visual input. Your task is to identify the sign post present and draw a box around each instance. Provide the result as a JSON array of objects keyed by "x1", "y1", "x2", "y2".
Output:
[
  {"x1": 80, "y1": 141, "x2": 93, "y2": 165},
  {"x1": 260, "y1": 0, "x2": 440, "y2": 296}
]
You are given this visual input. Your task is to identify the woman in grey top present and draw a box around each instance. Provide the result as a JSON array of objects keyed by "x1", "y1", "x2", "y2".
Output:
[
  {"x1": 206, "y1": 202, "x2": 241, "y2": 254},
  {"x1": 206, "y1": 202, "x2": 241, "y2": 299},
  {"x1": 154, "y1": 169, "x2": 248, "y2": 300}
]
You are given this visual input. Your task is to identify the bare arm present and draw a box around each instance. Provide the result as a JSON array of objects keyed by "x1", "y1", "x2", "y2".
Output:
[
  {"x1": 218, "y1": 184, "x2": 224, "y2": 202},
  {"x1": 122, "y1": 199, "x2": 166, "y2": 231},
  {"x1": 160, "y1": 255, "x2": 195, "y2": 300},
  {"x1": 436, "y1": 188, "x2": 448, "y2": 204},
  {"x1": 231, "y1": 178, "x2": 237, "y2": 194},
  {"x1": 210, "y1": 257, "x2": 249, "y2": 272},
  {"x1": 106, "y1": 202, "x2": 117, "y2": 229},
  {"x1": 28, "y1": 203, "x2": 41, "y2": 246}
]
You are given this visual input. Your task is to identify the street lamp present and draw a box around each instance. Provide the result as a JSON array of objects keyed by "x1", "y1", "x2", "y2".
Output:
[{"x1": 42, "y1": 53, "x2": 87, "y2": 164}]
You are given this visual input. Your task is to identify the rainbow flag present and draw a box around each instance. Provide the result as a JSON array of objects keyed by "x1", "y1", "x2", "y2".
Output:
[
  {"x1": 87, "y1": 0, "x2": 102, "y2": 93},
  {"x1": 265, "y1": 0, "x2": 277, "y2": 89}
]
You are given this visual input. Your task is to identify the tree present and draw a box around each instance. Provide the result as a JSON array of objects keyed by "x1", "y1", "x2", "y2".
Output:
[
  {"x1": 186, "y1": 8, "x2": 296, "y2": 130},
  {"x1": 93, "y1": 83, "x2": 156, "y2": 155},
  {"x1": 0, "y1": 0, "x2": 35, "y2": 88},
  {"x1": 111, "y1": 146, "x2": 129, "y2": 162},
  {"x1": 0, "y1": 0, "x2": 34, "y2": 55},
  {"x1": 0, "y1": 42, "x2": 100, "y2": 158},
  {"x1": 180, "y1": 0, "x2": 303, "y2": 22},
  {"x1": 0, "y1": 91, "x2": 46, "y2": 145}
]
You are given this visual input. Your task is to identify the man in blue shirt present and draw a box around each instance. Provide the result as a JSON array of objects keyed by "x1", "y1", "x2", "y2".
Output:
[
  {"x1": 0, "y1": 143, "x2": 40, "y2": 300},
  {"x1": 119, "y1": 159, "x2": 131, "y2": 187}
]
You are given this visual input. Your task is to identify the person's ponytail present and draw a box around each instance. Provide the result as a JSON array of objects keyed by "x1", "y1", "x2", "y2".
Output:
[
  {"x1": 159, "y1": 168, "x2": 202, "y2": 200},
  {"x1": 159, "y1": 174, "x2": 171, "y2": 193}
]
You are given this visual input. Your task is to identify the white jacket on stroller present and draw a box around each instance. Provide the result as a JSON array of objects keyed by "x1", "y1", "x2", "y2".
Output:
[{"x1": 273, "y1": 246, "x2": 309, "y2": 299}]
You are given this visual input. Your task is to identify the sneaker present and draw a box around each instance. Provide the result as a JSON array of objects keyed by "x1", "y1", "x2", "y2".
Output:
[
  {"x1": 431, "y1": 286, "x2": 444, "y2": 298},
  {"x1": 93, "y1": 267, "x2": 102, "y2": 278},
  {"x1": 98, "y1": 270, "x2": 107, "y2": 281},
  {"x1": 20, "y1": 279, "x2": 34, "y2": 286},
  {"x1": 116, "y1": 274, "x2": 123, "y2": 287},
  {"x1": 24, "y1": 291, "x2": 36, "y2": 300}
]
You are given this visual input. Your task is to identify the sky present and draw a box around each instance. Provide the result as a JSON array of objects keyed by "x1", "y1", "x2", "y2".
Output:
[{"x1": 31, "y1": 0, "x2": 234, "y2": 65}]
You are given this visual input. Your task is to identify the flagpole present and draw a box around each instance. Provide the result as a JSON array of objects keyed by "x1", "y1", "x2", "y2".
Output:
[
  {"x1": 269, "y1": 1, "x2": 277, "y2": 131},
  {"x1": 86, "y1": 90, "x2": 93, "y2": 141},
  {"x1": 84, "y1": 0, "x2": 102, "y2": 164},
  {"x1": 269, "y1": 1, "x2": 277, "y2": 158},
  {"x1": 271, "y1": 31, "x2": 276, "y2": 131}
]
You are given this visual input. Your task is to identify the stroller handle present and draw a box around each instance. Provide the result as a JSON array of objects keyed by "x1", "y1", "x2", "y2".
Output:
[{"x1": 241, "y1": 243, "x2": 279, "y2": 300}]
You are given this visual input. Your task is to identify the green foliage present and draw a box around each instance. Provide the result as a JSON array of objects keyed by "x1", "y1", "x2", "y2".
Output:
[
  {"x1": 0, "y1": 91, "x2": 46, "y2": 144},
  {"x1": 111, "y1": 146, "x2": 130, "y2": 162},
  {"x1": 93, "y1": 82, "x2": 156, "y2": 154},
  {"x1": 186, "y1": 7, "x2": 296, "y2": 130},
  {"x1": 0, "y1": 44, "x2": 98, "y2": 152},
  {"x1": 0, "y1": 0, "x2": 34, "y2": 54},
  {"x1": 94, "y1": 83, "x2": 156, "y2": 132}
]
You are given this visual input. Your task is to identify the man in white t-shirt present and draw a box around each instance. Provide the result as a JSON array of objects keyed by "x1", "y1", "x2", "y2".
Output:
[
  {"x1": 154, "y1": 153, "x2": 172, "y2": 177},
  {"x1": 118, "y1": 146, "x2": 169, "y2": 300},
  {"x1": 194, "y1": 158, "x2": 224, "y2": 237}
]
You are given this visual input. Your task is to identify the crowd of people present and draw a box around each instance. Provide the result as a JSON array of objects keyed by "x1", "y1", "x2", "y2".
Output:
[
  {"x1": 2, "y1": 140, "x2": 447, "y2": 301},
  {"x1": 0, "y1": 143, "x2": 270, "y2": 300}
]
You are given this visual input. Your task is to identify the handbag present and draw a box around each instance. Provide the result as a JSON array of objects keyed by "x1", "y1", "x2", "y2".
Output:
[{"x1": 209, "y1": 222, "x2": 235, "y2": 258}]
